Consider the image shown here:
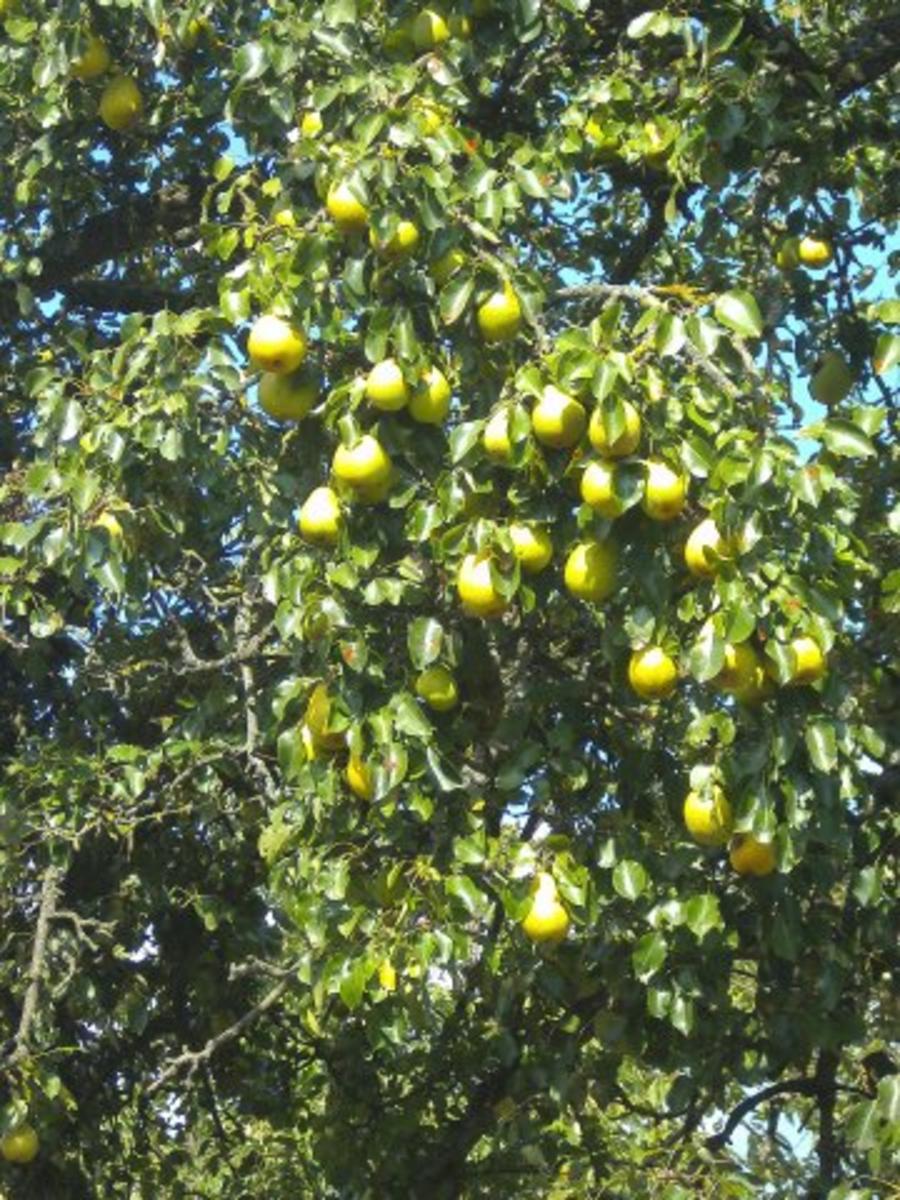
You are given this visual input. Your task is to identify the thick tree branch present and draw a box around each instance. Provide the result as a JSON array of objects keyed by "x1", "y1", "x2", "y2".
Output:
[
  {"x1": 58, "y1": 278, "x2": 195, "y2": 314},
  {"x1": 0, "y1": 179, "x2": 204, "y2": 323},
  {"x1": 3, "y1": 865, "x2": 62, "y2": 1067}
]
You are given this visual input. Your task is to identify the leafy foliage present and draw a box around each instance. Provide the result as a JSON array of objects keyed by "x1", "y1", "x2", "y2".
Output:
[{"x1": 0, "y1": 2, "x2": 898, "y2": 1197}]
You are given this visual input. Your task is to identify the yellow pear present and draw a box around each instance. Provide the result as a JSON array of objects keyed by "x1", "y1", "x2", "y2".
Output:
[
  {"x1": 326, "y1": 181, "x2": 368, "y2": 232},
  {"x1": 580, "y1": 460, "x2": 624, "y2": 519},
  {"x1": 729, "y1": 834, "x2": 777, "y2": 877},
  {"x1": 409, "y1": 366, "x2": 451, "y2": 424},
  {"x1": 378, "y1": 960, "x2": 398, "y2": 991},
  {"x1": 684, "y1": 517, "x2": 727, "y2": 577},
  {"x1": 483, "y1": 409, "x2": 513, "y2": 461},
  {"x1": 415, "y1": 666, "x2": 459, "y2": 711},
  {"x1": 0, "y1": 1124, "x2": 39, "y2": 1164},
  {"x1": 366, "y1": 359, "x2": 408, "y2": 410},
  {"x1": 628, "y1": 646, "x2": 678, "y2": 700},
  {"x1": 430, "y1": 247, "x2": 465, "y2": 284},
  {"x1": 477, "y1": 287, "x2": 522, "y2": 343},
  {"x1": 345, "y1": 756, "x2": 374, "y2": 801},
  {"x1": 563, "y1": 540, "x2": 617, "y2": 602},
  {"x1": 71, "y1": 34, "x2": 110, "y2": 80},
  {"x1": 716, "y1": 643, "x2": 771, "y2": 705},
  {"x1": 247, "y1": 315, "x2": 307, "y2": 375},
  {"x1": 797, "y1": 235, "x2": 833, "y2": 270},
  {"x1": 411, "y1": 9, "x2": 450, "y2": 50},
  {"x1": 642, "y1": 459, "x2": 687, "y2": 521},
  {"x1": 333, "y1": 435, "x2": 391, "y2": 489},
  {"x1": 258, "y1": 369, "x2": 317, "y2": 420},
  {"x1": 683, "y1": 786, "x2": 733, "y2": 847},
  {"x1": 300, "y1": 109, "x2": 323, "y2": 137},
  {"x1": 588, "y1": 399, "x2": 641, "y2": 457},
  {"x1": 457, "y1": 553, "x2": 508, "y2": 618},
  {"x1": 522, "y1": 873, "x2": 570, "y2": 944},
  {"x1": 775, "y1": 236, "x2": 800, "y2": 271},
  {"x1": 508, "y1": 524, "x2": 552, "y2": 574},
  {"x1": 788, "y1": 635, "x2": 826, "y2": 685},
  {"x1": 99, "y1": 74, "x2": 143, "y2": 132},
  {"x1": 531, "y1": 385, "x2": 587, "y2": 450},
  {"x1": 370, "y1": 219, "x2": 420, "y2": 258},
  {"x1": 299, "y1": 486, "x2": 341, "y2": 545}
]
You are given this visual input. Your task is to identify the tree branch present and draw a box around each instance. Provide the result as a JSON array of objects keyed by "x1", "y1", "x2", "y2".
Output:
[
  {"x1": 147, "y1": 977, "x2": 289, "y2": 1095},
  {"x1": 705, "y1": 1077, "x2": 820, "y2": 1152},
  {"x1": 3, "y1": 864, "x2": 62, "y2": 1066}
]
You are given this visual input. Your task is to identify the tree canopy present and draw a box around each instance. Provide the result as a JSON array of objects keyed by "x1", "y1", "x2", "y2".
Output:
[{"x1": 1, "y1": 2, "x2": 898, "y2": 1197}]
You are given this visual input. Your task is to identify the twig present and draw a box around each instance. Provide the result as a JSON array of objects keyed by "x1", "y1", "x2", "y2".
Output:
[{"x1": 147, "y1": 977, "x2": 289, "y2": 1095}]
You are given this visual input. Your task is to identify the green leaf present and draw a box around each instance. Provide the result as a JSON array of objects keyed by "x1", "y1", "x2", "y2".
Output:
[
  {"x1": 806, "y1": 721, "x2": 837, "y2": 773},
  {"x1": 439, "y1": 273, "x2": 474, "y2": 326},
  {"x1": 669, "y1": 994, "x2": 694, "y2": 1036},
  {"x1": 632, "y1": 931, "x2": 667, "y2": 981},
  {"x1": 821, "y1": 419, "x2": 875, "y2": 458},
  {"x1": 339, "y1": 957, "x2": 373, "y2": 1011},
  {"x1": 683, "y1": 894, "x2": 723, "y2": 940},
  {"x1": 873, "y1": 332, "x2": 900, "y2": 375},
  {"x1": 234, "y1": 42, "x2": 268, "y2": 83},
  {"x1": 845, "y1": 1099, "x2": 880, "y2": 1151},
  {"x1": 877, "y1": 1075, "x2": 900, "y2": 1124},
  {"x1": 426, "y1": 746, "x2": 463, "y2": 791},
  {"x1": 407, "y1": 617, "x2": 444, "y2": 669},
  {"x1": 449, "y1": 420, "x2": 482, "y2": 464},
  {"x1": 867, "y1": 298, "x2": 900, "y2": 324},
  {"x1": 689, "y1": 620, "x2": 725, "y2": 683},
  {"x1": 613, "y1": 860, "x2": 648, "y2": 900},
  {"x1": 444, "y1": 874, "x2": 489, "y2": 917},
  {"x1": 392, "y1": 693, "x2": 433, "y2": 740},
  {"x1": 714, "y1": 289, "x2": 764, "y2": 338}
]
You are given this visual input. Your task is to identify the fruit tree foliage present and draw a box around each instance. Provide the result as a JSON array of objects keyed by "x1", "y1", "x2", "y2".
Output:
[{"x1": 0, "y1": 2, "x2": 898, "y2": 1198}]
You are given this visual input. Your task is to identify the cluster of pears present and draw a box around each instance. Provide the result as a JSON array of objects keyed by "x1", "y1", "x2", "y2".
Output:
[
  {"x1": 69, "y1": 31, "x2": 142, "y2": 131},
  {"x1": 683, "y1": 783, "x2": 778, "y2": 876},
  {"x1": 773, "y1": 233, "x2": 855, "y2": 404}
]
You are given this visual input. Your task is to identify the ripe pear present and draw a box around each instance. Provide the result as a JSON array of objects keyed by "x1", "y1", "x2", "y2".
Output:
[
  {"x1": 415, "y1": 666, "x2": 459, "y2": 711},
  {"x1": 588, "y1": 399, "x2": 641, "y2": 457},
  {"x1": 366, "y1": 359, "x2": 408, "y2": 410},
  {"x1": 508, "y1": 524, "x2": 552, "y2": 574},
  {"x1": 580, "y1": 460, "x2": 624, "y2": 519},
  {"x1": 99, "y1": 74, "x2": 143, "y2": 132},
  {"x1": 412, "y1": 9, "x2": 450, "y2": 50},
  {"x1": 0, "y1": 1124, "x2": 39, "y2": 1164},
  {"x1": 409, "y1": 366, "x2": 451, "y2": 424},
  {"x1": 71, "y1": 33, "x2": 110, "y2": 80},
  {"x1": 477, "y1": 287, "x2": 522, "y2": 343},
  {"x1": 684, "y1": 517, "x2": 727, "y2": 578},
  {"x1": 457, "y1": 553, "x2": 508, "y2": 618},
  {"x1": 332, "y1": 435, "x2": 392, "y2": 489},
  {"x1": 563, "y1": 540, "x2": 617, "y2": 602},
  {"x1": 642, "y1": 460, "x2": 687, "y2": 521},
  {"x1": 259, "y1": 369, "x2": 317, "y2": 420},
  {"x1": 483, "y1": 409, "x2": 513, "y2": 461},
  {"x1": 326, "y1": 181, "x2": 368, "y2": 232},
  {"x1": 299, "y1": 486, "x2": 341, "y2": 545},
  {"x1": 683, "y1": 786, "x2": 733, "y2": 847},
  {"x1": 788, "y1": 635, "x2": 826, "y2": 685},
  {"x1": 797, "y1": 235, "x2": 834, "y2": 270},
  {"x1": 628, "y1": 646, "x2": 678, "y2": 700},
  {"x1": 522, "y1": 873, "x2": 570, "y2": 943},
  {"x1": 531, "y1": 385, "x2": 587, "y2": 450},
  {"x1": 729, "y1": 834, "x2": 777, "y2": 877},
  {"x1": 248, "y1": 315, "x2": 306, "y2": 375}
]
